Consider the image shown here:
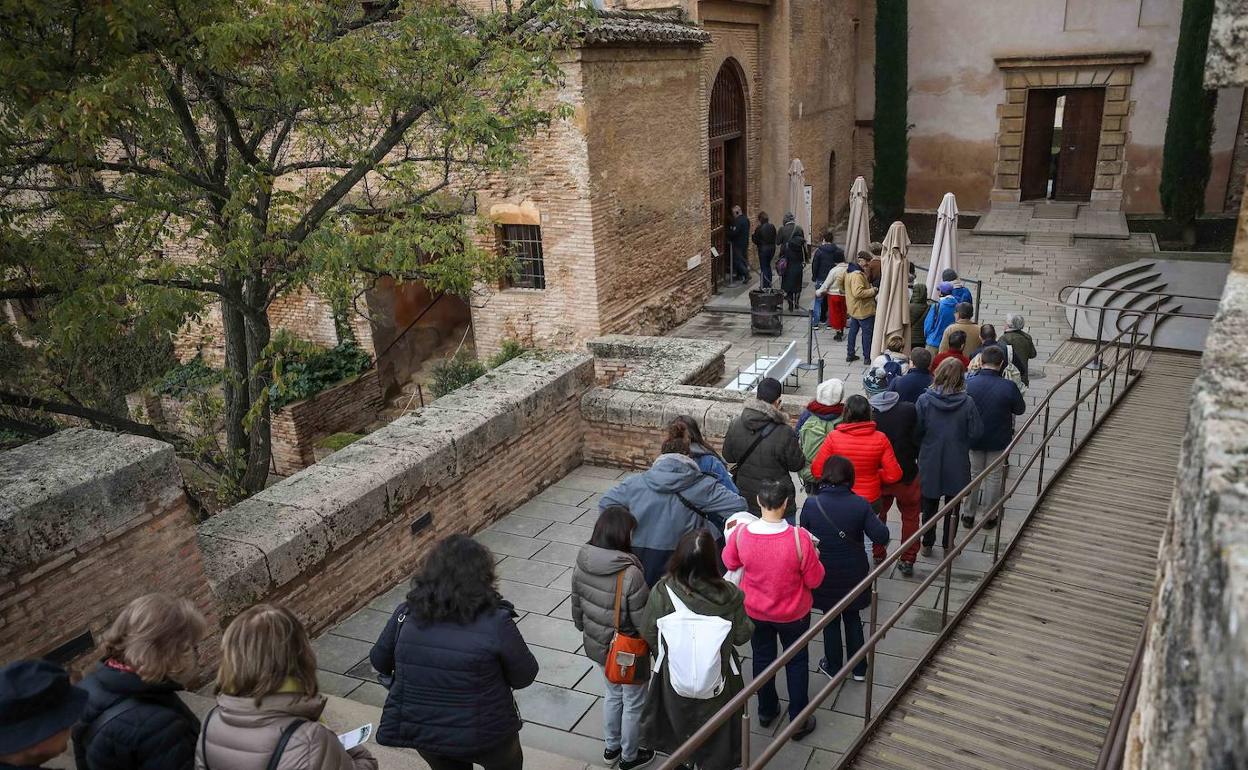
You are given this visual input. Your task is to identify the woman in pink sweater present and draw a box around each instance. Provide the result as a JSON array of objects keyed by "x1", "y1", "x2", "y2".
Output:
[{"x1": 721, "y1": 479, "x2": 825, "y2": 740}]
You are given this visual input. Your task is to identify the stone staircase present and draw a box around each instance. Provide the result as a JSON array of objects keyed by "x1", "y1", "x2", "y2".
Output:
[{"x1": 50, "y1": 689, "x2": 607, "y2": 770}]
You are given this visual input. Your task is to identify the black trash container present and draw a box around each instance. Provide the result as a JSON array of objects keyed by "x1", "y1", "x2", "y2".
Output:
[{"x1": 750, "y1": 289, "x2": 784, "y2": 336}]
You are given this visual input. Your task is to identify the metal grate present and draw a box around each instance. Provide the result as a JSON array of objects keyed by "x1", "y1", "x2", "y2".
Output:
[{"x1": 499, "y1": 224, "x2": 545, "y2": 290}]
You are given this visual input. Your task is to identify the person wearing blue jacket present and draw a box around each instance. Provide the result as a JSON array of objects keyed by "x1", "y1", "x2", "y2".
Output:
[
  {"x1": 810, "y1": 233, "x2": 844, "y2": 327},
  {"x1": 672, "y1": 415, "x2": 738, "y2": 494},
  {"x1": 915, "y1": 358, "x2": 984, "y2": 553},
  {"x1": 964, "y1": 346, "x2": 1027, "y2": 531},
  {"x1": 890, "y1": 348, "x2": 934, "y2": 404},
  {"x1": 372, "y1": 535, "x2": 538, "y2": 770},
  {"x1": 941, "y1": 268, "x2": 974, "y2": 306},
  {"x1": 923, "y1": 283, "x2": 959, "y2": 352},
  {"x1": 599, "y1": 421, "x2": 748, "y2": 585}
]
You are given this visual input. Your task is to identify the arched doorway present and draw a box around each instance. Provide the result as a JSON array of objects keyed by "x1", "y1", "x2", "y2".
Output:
[{"x1": 708, "y1": 59, "x2": 747, "y2": 292}]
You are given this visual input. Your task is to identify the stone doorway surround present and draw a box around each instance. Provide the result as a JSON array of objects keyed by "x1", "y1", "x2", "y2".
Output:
[{"x1": 991, "y1": 51, "x2": 1150, "y2": 211}]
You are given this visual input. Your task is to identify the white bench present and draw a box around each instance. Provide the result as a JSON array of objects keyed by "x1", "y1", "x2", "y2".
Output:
[{"x1": 724, "y1": 341, "x2": 800, "y2": 392}]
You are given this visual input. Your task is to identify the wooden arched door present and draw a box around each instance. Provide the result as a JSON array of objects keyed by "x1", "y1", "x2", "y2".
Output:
[{"x1": 708, "y1": 59, "x2": 747, "y2": 291}]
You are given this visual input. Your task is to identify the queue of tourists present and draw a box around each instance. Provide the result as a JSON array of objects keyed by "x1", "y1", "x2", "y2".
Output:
[{"x1": 3, "y1": 329, "x2": 1035, "y2": 770}]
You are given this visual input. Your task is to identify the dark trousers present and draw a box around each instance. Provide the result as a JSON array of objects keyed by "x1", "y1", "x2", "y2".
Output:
[
  {"x1": 822, "y1": 609, "x2": 866, "y2": 678},
  {"x1": 731, "y1": 243, "x2": 750, "y2": 281},
  {"x1": 759, "y1": 250, "x2": 775, "y2": 288},
  {"x1": 921, "y1": 495, "x2": 961, "y2": 549},
  {"x1": 418, "y1": 735, "x2": 524, "y2": 770},
  {"x1": 751, "y1": 615, "x2": 811, "y2": 722},
  {"x1": 847, "y1": 315, "x2": 874, "y2": 359}
]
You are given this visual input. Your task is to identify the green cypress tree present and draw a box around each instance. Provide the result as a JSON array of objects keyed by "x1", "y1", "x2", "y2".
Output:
[
  {"x1": 1160, "y1": 0, "x2": 1218, "y2": 245},
  {"x1": 873, "y1": 0, "x2": 908, "y2": 226}
]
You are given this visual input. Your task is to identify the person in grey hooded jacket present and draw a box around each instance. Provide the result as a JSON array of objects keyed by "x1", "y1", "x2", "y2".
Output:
[
  {"x1": 722, "y1": 377, "x2": 807, "y2": 516},
  {"x1": 571, "y1": 506, "x2": 652, "y2": 769},
  {"x1": 599, "y1": 422, "x2": 748, "y2": 586}
]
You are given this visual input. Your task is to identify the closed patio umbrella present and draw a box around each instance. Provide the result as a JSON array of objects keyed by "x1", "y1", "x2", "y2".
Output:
[
  {"x1": 788, "y1": 158, "x2": 807, "y2": 234},
  {"x1": 845, "y1": 176, "x2": 870, "y2": 262},
  {"x1": 872, "y1": 220, "x2": 912, "y2": 359},
  {"x1": 926, "y1": 192, "x2": 959, "y2": 297}
]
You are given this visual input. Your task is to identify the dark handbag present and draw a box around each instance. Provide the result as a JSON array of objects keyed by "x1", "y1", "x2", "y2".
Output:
[
  {"x1": 605, "y1": 571, "x2": 649, "y2": 684},
  {"x1": 729, "y1": 422, "x2": 777, "y2": 483},
  {"x1": 377, "y1": 606, "x2": 407, "y2": 690}
]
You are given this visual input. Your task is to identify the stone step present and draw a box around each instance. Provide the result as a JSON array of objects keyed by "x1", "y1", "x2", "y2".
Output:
[{"x1": 49, "y1": 690, "x2": 607, "y2": 770}]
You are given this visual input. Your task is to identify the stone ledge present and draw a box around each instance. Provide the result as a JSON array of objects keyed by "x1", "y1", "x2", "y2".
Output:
[
  {"x1": 197, "y1": 352, "x2": 593, "y2": 615},
  {"x1": 0, "y1": 429, "x2": 183, "y2": 577},
  {"x1": 587, "y1": 334, "x2": 729, "y2": 392}
]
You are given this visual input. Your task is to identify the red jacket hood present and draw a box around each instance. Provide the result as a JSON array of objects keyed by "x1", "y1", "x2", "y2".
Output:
[{"x1": 835, "y1": 421, "x2": 878, "y2": 437}]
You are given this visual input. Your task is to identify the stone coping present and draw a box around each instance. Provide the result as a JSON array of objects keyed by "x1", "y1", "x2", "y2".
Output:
[
  {"x1": 0, "y1": 429, "x2": 182, "y2": 577},
  {"x1": 197, "y1": 352, "x2": 593, "y2": 616},
  {"x1": 583, "y1": 334, "x2": 805, "y2": 438}
]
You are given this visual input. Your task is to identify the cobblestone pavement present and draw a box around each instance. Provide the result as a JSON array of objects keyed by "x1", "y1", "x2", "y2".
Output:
[{"x1": 310, "y1": 230, "x2": 1184, "y2": 768}]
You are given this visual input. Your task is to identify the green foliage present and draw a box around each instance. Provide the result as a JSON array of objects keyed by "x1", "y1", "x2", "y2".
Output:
[
  {"x1": 267, "y1": 333, "x2": 372, "y2": 410},
  {"x1": 316, "y1": 432, "x2": 364, "y2": 451},
  {"x1": 150, "y1": 357, "x2": 223, "y2": 398},
  {"x1": 1160, "y1": 0, "x2": 1218, "y2": 234},
  {"x1": 0, "y1": 0, "x2": 584, "y2": 492},
  {"x1": 873, "y1": 0, "x2": 909, "y2": 226},
  {"x1": 430, "y1": 352, "x2": 487, "y2": 398},
  {"x1": 487, "y1": 339, "x2": 530, "y2": 369}
]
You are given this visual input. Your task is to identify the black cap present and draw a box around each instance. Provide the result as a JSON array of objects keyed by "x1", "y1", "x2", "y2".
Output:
[{"x1": 0, "y1": 660, "x2": 88, "y2": 755}]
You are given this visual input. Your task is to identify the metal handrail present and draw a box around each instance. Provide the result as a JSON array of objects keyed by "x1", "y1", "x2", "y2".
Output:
[
  {"x1": 1058, "y1": 282, "x2": 1221, "y2": 353},
  {"x1": 1094, "y1": 609, "x2": 1152, "y2": 770},
  {"x1": 656, "y1": 303, "x2": 1210, "y2": 770}
]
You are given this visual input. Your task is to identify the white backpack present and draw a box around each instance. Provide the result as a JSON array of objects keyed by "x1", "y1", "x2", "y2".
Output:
[{"x1": 653, "y1": 584, "x2": 738, "y2": 699}]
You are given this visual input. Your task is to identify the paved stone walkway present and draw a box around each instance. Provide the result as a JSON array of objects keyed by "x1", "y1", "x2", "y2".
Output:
[{"x1": 974, "y1": 204, "x2": 1130, "y2": 239}]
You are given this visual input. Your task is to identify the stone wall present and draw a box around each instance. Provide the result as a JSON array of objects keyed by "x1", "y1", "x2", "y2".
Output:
[
  {"x1": 1126, "y1": 36, "x2": 1248, "y2": 760},
  {"x1": 270, "y1": 369, "x2": 386, "y2": 475},
  {"x1": 197, "y1": 352, "x2": 595, "y2": 632},
  {"x1": 0, "y1": 430, "x2": 219, "y2": 679}
]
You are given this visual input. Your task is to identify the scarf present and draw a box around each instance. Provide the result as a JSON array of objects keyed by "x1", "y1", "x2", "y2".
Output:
[{"x1": 805, "y1": 401, "x2": 844, "y2": 419}]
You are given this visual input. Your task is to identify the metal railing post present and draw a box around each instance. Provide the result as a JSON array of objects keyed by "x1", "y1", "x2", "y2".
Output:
[
  {"x1": 941, "y1": 541, "x2": 954, "y2": 626},
  {"x1": 864, "y1": 581, "x2": 879, "y2": 725},
  {"x1": 1069, "y1": 374, "x2": 1082, "y2": 454},
  {"x1": 740, "y1": 709, "x2": 750, "y2": 765},
  {"x1": 1037, "y1": 404, "x2": 1049, "y2": 495},
  {"x1": 993, "y1": 464, "x2": 1007, "y2": 563}
]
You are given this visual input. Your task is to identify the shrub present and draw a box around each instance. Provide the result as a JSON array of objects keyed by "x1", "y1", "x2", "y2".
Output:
[
  {"x1": 488, "y1": 339, "x2": 530, "y2": 369},
  {"x1": 150, "y1": 356, "x2": 222, "y2": 398},
  {"x1": 268, "y1": 336, "x2": 372, "y2": 410},
  {"x1": 1160, "y1": 0, "x2": 1217, "y2": 243},
  {"x1": 430, "y1": 352, "x2": 487, "y2": 397},
  {"x1": 872, "y1": 0, "x2": 908, "y2": 226},
  {"x1": 316, "y1": 432, "x2": 364, "y2": 451}
]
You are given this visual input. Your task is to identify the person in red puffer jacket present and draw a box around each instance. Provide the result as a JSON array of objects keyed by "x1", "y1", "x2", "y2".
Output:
[{"x1": 811, "y1": 395, "x2": 902, "y2": 507}]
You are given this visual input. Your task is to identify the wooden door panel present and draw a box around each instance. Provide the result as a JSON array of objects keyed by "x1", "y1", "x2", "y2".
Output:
[
  {"x1": 1020, "y1": 89, "x2": 1058, "y2": 201},
  {"x1": 1054, "y1": 88, "x2": 1105, "y2": 201}
]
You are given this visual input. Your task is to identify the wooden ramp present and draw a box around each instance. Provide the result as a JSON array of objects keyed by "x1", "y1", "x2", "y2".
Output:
[{"x1": 848, "y1": 352, "x2": 1202, "y2": 770}]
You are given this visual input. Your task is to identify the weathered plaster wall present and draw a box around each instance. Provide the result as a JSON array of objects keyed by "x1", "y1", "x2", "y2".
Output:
[
  {"x1": 907, "y1": 0, "x2": 1244, "y2": 214},
  {"x1": 0, "y1": 430, "x2": 219, "y2": 680}
]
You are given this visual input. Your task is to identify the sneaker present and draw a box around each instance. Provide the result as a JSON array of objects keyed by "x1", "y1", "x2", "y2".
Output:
[
  {"x1": 898, "y1": 561, "x2": 914, "y2": 577},
  {"x1": 620, "y1": 749, "x2": 655, "y2": 770},
  {"x1": 984, "y1": 517, "x2": 999, "y2": 530},
  {"x1": 921, "y1": 544, "x2": 933, "y2": 557},
  {"x1": 846, "y1": 355, "x2": 860, "y2": 363},
  {"x1": 833, "y1": 332, "x2": 844, "y2": 341},
  {"x1": 758, "y1": 711, "x2": 779, "y2": 729},
  {"x1": 817, "y1": 657, "x2": 835, "y2": 680},
  {"x1": 604, "y1": 747, "x2": 622, "y2": 766},
  {"x1": 793, "y1": 716, "x2": 818, "y2": 741},
  {"x1": 961, "y1": 514, "x2": 975, "y2": 529},
  {"x1": 852, "y1": 671, "x2": 867, "y2": 682}
]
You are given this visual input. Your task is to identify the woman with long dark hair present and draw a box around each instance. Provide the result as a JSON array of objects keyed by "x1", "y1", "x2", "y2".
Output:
[
  {"x1": 371, "y1": 535, "x2": 538, "y2": 770},
  {"x1": 639, "y1": 531, "x2": 752, "y2": 770},
  {"x1": 571, "y1": 507, "x2": 653, "y2": 769},
  {"x1": 671, "y1": 415, "x2": 738, "y2": 493}
]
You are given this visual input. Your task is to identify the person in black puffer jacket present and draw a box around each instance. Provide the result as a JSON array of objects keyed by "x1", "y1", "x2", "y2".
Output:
[
  {"x1": 73, "y1": 594, "x2": 207, "y2": 770},
  {"x1": 371, "y1": 535, "x2": 538, "y2": 770},
  {"x1": 723, "y1": 377, "x2": 807, "y2": 516}
]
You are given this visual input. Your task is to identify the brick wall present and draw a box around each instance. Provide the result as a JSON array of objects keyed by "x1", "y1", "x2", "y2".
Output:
[
  {"x1": 0, "y1": 430, "x2": 220, "y2": 683},
  {"x1": 270, "y1": 369, "x2": 385, "y2": 475}
]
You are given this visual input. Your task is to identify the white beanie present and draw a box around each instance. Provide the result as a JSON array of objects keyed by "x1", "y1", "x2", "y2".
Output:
[{"x1": 815, "y1": 378, "x2": 845, "y2": 406}]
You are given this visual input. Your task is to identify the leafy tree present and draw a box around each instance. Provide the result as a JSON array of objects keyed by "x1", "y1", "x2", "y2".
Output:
[
  {"x1": 1160, "y1": 0, "x2": 1218, "y2": 246},
  {"x1": 0, "y1": 0, "x2": 584, "y2": 493},
  {"x1": 872, "y1": 0, "x2": 908, "y2": 226}
]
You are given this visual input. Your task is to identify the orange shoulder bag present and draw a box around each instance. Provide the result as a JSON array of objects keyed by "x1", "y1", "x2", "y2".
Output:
[{"x1": 605, "y1": 570, "x2": 650, "y2": 684}]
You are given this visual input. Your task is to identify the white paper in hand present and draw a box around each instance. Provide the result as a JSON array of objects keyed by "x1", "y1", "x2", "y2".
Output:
[{"x1": 338, "y1": 724, "x2": 372, "y2": 750}]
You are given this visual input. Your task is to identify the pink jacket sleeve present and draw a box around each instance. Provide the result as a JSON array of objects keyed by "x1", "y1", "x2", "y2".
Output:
[
  {"x1": 722, "y1": 527, "x2": 743, "y2": 571},
  {"x1": 799, "y1": 529, "x2": 826, "y2": 589}
]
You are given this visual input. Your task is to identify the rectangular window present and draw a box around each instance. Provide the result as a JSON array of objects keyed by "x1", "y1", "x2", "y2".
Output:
[{"x1": 498, "y1": 224, "x2": 545, "y2": 290}]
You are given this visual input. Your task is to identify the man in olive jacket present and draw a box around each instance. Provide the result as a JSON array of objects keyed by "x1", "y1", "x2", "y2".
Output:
[{"x1": 723, "y1": 377, "x2": 807, "y2": 515}]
